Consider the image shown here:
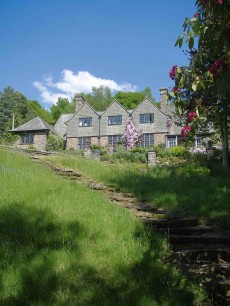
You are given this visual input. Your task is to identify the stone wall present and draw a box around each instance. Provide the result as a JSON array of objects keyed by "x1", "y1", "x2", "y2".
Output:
[
  {"x1": 66, "y1": 137, "x2": 77, "y2": 150},
  {"x1": 154, "y1": 133, "x2": 167, "y2": 146},
  {"x1": 14, "y1": 132, "x2": 47, "y2": 151}
]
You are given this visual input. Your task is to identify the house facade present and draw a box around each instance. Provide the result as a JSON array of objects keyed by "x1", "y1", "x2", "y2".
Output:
[
  {"x1": 11, "y1": 88, "x2": 204, "y2": 151},
  {"x1": 10, "y1": 116, "x2": 56, "y2": 151},
  {"x1": 63, "y1": 88, "x2": 183, "y2": 150}
]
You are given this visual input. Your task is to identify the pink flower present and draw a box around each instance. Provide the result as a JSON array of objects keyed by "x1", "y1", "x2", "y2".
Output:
[
  {"x1": 171, "y1": 87, "x2": 181, "y2": 93},
  {"x1": 218, "y1": 0, "x2": 222, "y2": 4},
  {"x1": 194, "y1": 13, "x2": 199, "y2": 18},
  {"x1": 187, "y1": 111, "x2": 197, "y2": 122},
  {"x1": 200, "y1": 0, "x2": 207, "y2": 3},
  {"x1": 181, "y1": 126, "x2": 191, "y2": 138},
  {"x1": 209, "y1": 58, "x2": 227, "y2": 78},
  {"x1": 169, "y1": 65, "x2": 178, "y2": 80}
]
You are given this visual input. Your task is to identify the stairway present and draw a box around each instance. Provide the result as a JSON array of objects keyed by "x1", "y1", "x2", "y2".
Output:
[{"x1": 32, "y1": 155, "x2": 230, "y2": 305}]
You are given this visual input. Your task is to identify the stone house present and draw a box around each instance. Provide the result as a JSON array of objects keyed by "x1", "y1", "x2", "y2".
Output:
[
  {"x1": 10, "y1": 87, "x2": 206, "y2": 151},
  {"x1": 10, "y1": 116, "x2": 56, "y2": 151},
  {"x1": 63, "y1": 88, "x2": 183, "y2": 150}
]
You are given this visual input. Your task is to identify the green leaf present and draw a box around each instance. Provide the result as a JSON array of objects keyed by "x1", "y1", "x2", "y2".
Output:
[
  {"x1": 188, "y1": 37, "x2": 194, "y2": 49},
  {"x1": 192, "y1": 82, "x2": 197, "y2": 91},
  {"x1": 175, "y1": 36, "x2": 183, "y2": 48}
]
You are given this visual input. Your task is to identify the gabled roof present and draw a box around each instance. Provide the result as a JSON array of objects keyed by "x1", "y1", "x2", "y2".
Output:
[
  {"x1": 54, "y1": 113, "x2": 74, "y2": 138},
  {"x1": 10, "y1": 117, "x2": 56, "y2": 134},
  {"x1": 100, "y1": 99, "x2": 129, "y2": 116},
  {"x1": 65, "y1": 100, "x2": 100, "y2": 124},
  {"x1": 131, "y1": 96, "x2": 169, "y2": 116}
]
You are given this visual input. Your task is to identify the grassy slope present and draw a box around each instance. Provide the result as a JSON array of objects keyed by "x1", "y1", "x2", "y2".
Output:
[
  {"x1": 46, "y1": 154, "x2": 230, "y2": 228},
  {"x1": 0, "y1": 150, "x2": 208, "y2": 305}
]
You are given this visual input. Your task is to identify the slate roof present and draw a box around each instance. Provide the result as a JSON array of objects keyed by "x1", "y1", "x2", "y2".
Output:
[
  {"x1": 54, "y1": 114, "x2": 74, "y2": 138},
  {"x1": 11, "y1": 117, "x2": 56, "y2": 134}
]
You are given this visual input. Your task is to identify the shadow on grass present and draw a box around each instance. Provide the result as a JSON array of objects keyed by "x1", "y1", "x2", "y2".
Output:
[
  {"x1": 0, "y1": 203, "x2": 208, "y2": 305},
  {"x1": 110, "y1": 168, "x2": 230, "y2": 227}
]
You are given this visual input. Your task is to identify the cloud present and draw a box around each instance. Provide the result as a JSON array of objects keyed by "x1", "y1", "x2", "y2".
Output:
[{"x1": 33, "y1": 70, "x2": 137, "y2": 104}]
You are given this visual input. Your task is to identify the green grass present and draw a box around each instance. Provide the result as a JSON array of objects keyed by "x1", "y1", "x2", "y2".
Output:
[
  {"x1": 45, "y1": 154, "x2": 230, "y2": 228},
  {"x1": 0, "y1": 149, "x2": 209, "y2": 305}
]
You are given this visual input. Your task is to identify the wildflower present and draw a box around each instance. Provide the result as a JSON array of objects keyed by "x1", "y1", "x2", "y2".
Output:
[
  {"x1": 169, "y1": 65, "x2": 178, "y2": 80},
  {"x1": 181, "y1": 126, "x2": 191, "y2": 138},
  {"x1": 187, "y1": 111, "x2": 197, "y2": 122},
  {"x1": 194, "y1": 13, "x2": 199, "y2": 18}
]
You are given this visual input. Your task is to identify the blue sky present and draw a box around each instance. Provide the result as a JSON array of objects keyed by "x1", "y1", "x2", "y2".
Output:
[{"x1": 0, "y1": 0, "x2": 196, "y2": 108}]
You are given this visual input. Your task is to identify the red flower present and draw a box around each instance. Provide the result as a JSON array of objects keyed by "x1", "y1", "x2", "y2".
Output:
[
  {"x1": 187, "y1": 111, "x2": 197, "y2": 122},
  {"x1": 218, "y1": 0, "x2": 223, "y2": 4},
  {"x1": 169, "y1": 65, "x2": 178, "y2": 80},
  {"x1": 181, "y1": 126, "x2": 191, "y2": 138}
]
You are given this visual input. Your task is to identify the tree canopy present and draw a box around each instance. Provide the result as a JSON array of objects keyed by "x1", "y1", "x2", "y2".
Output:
[{"x1": 169, "y1": 0, "x2": 230, "y2": 167}]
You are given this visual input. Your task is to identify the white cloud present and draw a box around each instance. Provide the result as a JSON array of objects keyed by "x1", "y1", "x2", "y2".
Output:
[{"x1": 33, "y1": 70, "x2": 137, "y2": 104}]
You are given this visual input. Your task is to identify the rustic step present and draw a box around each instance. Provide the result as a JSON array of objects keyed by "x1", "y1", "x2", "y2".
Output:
[
  {"x1": 169, "y1": 235, "x2": 230, "y2": 244},
  {"x1": 156, "y1": 225, "x2": 214, "y2": 236}
]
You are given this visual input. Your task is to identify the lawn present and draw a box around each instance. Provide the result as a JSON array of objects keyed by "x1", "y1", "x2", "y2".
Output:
[
  {"x1": 0, "y1": 149, "x2": 209, "y2": 305},
  {"x1": 45, "y1": 153, "x2": 230, "y2": 228}
]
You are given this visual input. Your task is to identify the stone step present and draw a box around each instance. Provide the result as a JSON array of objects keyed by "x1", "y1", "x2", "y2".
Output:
[
  {"x1": 172, "y1": 248, "x2": 230, "y2": 262},
  {"x1": 156, "y1": 225, "x2": 214, "y2": 236},
  {"x1": 169, "y1": 235, "x2": 230, "y2": 244}
]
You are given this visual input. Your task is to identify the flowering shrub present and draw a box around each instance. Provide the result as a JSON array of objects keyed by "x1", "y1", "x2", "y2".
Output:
[
  {"x1": 169, "y1": 65, "x2": 178, "y2": 80},
  {"x1": 181, "y1": 126, "x2": 191, "y2": 138},
  {"x1": 124, "y1": 117, "x2": 142, "y2": 150},
  {"x1": 46, "y1": 132, "x2": 65, "y2": 151},
  {"x1": 186, "y1": 111, "x2": 197, "y2": 122}
]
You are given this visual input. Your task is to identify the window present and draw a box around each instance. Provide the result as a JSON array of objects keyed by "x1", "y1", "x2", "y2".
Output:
[
  {"x1": 108, "y1": 115, "x2": 122, "y2": 125},
  {"x1": 195, "y1": 137, "x2": 202, "y2": 147},
  {"x1": 78, "y1": 137, "x2": 91, "y2": 150},
  {"x1": 140, "y1": 113, "x2": 154, "y2": 124},
  {"x1": 140, "y1": 133, "x2": 154, "y2": 148},
  {"x1": 108, "y1": 135, "x2": 122, "y2": 145},
  {"x1": 21, "y1": 133, "x2": 34, "y2": 144},
  {"x1": 79, "y1": 117, "x2": 92, "y2": 127},
  {"x1": 167, "y1": 136, "x2": 177, "y2": 148}
]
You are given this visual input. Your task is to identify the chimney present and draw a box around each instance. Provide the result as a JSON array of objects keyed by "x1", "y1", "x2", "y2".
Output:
[
  {"x1": 159, "y1": 87, "x2": 168, "y2": 111},
  {"x1": 75, "y1": 96, "x2": 85, "y2": 113}
]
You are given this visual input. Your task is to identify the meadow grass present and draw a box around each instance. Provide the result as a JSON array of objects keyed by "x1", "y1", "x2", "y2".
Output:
[
  {"x1": 45, "y1": 154, "x2": 230, "y2": 228},
  {"x1": 0, "y1": 149, "x2": 209, "y2": 305}
]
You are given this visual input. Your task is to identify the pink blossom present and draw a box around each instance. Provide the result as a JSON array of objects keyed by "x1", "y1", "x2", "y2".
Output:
[
  {"x1": 171, "y1": 87, "x2": 181, "y2": 93},
  {"x1": 209, "y1": 58, "x2": 227, "y2": 78},
  {"x1": 169, "y1": 65, "x2": 178, "y2": 80},
  {"x1": 181, "y1": 126, "x2": 191, "y2": 138},
  {"x1": 187, "y1": 111, "x2": 197, "y2": 122},
  {"x1": 217, "y1": 0, "x2": 223, "y2": 4},
  {"x1": 194, "y1": 13, "x2": 199, "y2": 18},
  {"x1": 124, "y1": 117, "x2": 142, "y2": 149}
]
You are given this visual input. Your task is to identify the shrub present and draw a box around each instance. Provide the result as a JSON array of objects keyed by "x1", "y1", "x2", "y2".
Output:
[
  {"x1": 168, "y1": 146, "x2": 190, "y2": 158},
  {"x1": 46, "y1": 132, "x2": 65, "y2": 151},
  {"x1": 174, "y1": 163, "x2": 210, "y2": 177}
]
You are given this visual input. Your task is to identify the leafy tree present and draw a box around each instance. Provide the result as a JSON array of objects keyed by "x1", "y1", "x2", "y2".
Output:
[
  {"x1": 169, "y1": 0, "x2": 230, "y2": 167},
  {"x1": 0, "y1": 86, "x2": 28, "y2": 135},
  {"x1": 77, "y1": 86, "x2": 113, "y2": 111},
  {"x1": 27, "y1": 100, "x2": 55, "y2": 125},
  {"x1": 114, "y1": 87, "x2": 158, "y2": 110},
  {"x1": 50, "y1": 97, "x2": 74, "y2": 121}
]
